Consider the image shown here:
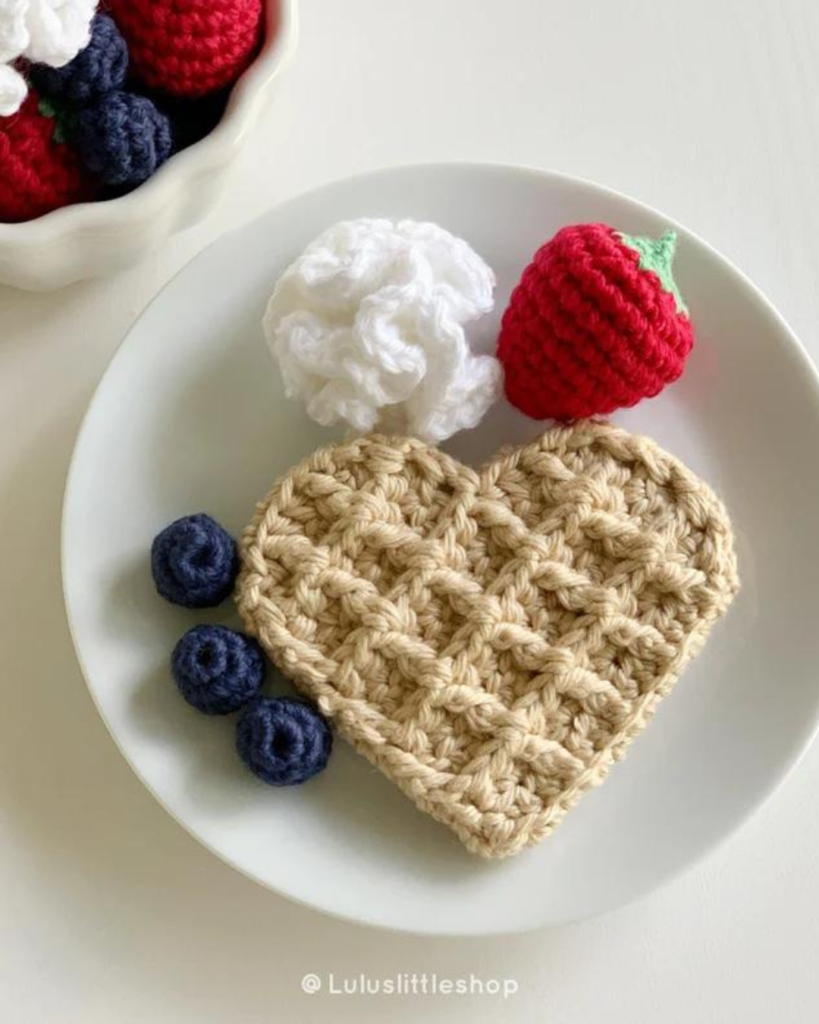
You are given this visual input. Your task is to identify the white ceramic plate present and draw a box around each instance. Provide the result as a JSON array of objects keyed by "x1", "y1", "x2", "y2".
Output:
[{"x1": 63, "y1": 163, "x2": 819, "y2": 935}]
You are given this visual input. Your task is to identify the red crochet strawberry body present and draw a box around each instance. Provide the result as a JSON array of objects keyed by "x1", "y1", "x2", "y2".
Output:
[
  {"x1": 0, "y1": 92, "x2": 94, "y2": 223},
  {"x1": 497, "y1": 223, "x2": 694, "y2": 420},
  {"x1": 110, "y1": 0, "x2": 264, "y2": 98}
]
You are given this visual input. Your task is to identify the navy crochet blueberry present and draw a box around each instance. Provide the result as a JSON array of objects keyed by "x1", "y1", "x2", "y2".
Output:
[
  {"x1": 151, "y1": 510, "x2": 334, "y2": 787},
  {"x1": 151, "y1": 513, "x2": 239, "y2": 608},
  {"x1": 75, "y1": 91, "x2": 173, "y2": 186},
  {"x1": 26, "y1": 11, "x2": 192, "y2": 191},
  {"x1": 31, "y1": 14, "x2": 128, "y2": 102},
  {"x1": 172, "y1": 625, "x2": 265, "y2": 715},
  {"x1": 236, "y1": 698, "x2": 333, "y2": 786}
]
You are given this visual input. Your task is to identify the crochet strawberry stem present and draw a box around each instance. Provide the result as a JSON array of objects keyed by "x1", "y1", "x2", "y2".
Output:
[
  {"x1": 617, "y1": 229, "x2": 688, "y2": 316},
  {"x1": 37, "y1": 95, "x2": 74, "y2": 146}
]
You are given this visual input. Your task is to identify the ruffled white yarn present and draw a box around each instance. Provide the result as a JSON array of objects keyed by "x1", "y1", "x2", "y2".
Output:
[
  {"x1": 0, "y1": 1, "x2": 28, "y2": 63},
  {"x1": 23, "y1": 0, "x2": 96, "y2": 65},
  {"x1": 264, "y1": 219, "x2": 501, "y2": 444},
  {"x1": 0, "y1": 60, "x2": 26, "y2": 115},
  {"x1": 0, "y1": 0, "x2": 96, "y2": 115}
]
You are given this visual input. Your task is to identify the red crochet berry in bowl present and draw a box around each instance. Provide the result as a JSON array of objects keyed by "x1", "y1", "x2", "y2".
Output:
[
  {"x1": 109, "y1": 0, "x2": 264, "y2": 99},
  {"x1": 497, "y1": 223, "x2": 694, "y2": 420},
  {"x1": 0, "y1": 92, "x2": 95, "y2": 223}
]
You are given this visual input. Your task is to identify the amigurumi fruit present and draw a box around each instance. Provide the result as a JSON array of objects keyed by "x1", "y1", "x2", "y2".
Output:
[
  {"x1": 151, "y1": 513, "x2": 239, "y2": 608},
  {"x1": 73, "y1": 90, "x2": 173, "y2": 187},
  {"x1": 109, "y1": 0, "x2": 264, "y2": 98},
  {"x1": 152, "y1": 510, "x2": 335, "y2": 786},
  {"x1": 497, "y1": 223, "x2": 694, "y2": 420},
  {"x1": 0, "y1": 90, "x2": 94, "y2": 222},
  {"x1": 172, "y1": 624, "x2": 265, "y2": 715},
  {"x1": 236, "y1": 697, "x2": 333, "y2": 786}
]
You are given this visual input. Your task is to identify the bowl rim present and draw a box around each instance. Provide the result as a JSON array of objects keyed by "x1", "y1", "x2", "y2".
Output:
[{"x1": 0, "y1": 0, "x2": 298, "y2": 247}]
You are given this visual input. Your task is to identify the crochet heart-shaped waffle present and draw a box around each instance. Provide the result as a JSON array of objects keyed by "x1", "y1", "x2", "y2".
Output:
[{"x1": 236, "y1": 422, "x2": 739, "y2": 858}]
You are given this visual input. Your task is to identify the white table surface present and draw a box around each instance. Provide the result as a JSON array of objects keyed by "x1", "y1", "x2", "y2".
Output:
[{"x1": 2, "y1": 1, "x2": 818, "y2": 1020}]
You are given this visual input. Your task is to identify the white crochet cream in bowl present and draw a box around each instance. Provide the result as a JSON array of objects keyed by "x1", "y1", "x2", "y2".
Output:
[{"x1": 0, "y1": 0, "x2": 297, "y2": 291}]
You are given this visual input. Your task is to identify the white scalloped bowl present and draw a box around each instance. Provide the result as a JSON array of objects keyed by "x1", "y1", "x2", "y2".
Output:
[{"x1": 0, "y1": 0, "x2": 297, "y2": 291}]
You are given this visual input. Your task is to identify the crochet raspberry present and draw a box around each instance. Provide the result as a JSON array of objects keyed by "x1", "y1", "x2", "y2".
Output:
[
  {"x1": 109, "y1": 0, "x2": 264, "y2": 99},
  {"x1": 497, "y1": 223, "x2": 695, "y2": 420},
  {"x1": 0, "y1": 90, "x2": 94, "y2": 222}
]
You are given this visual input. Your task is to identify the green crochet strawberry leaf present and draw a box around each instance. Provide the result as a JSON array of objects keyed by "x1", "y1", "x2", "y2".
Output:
[
  {"x1": 617, "y1": 229, "x2": 688, "y2": 316},
  {"x1": 37, "y1": 96, "x2": 72, "y2": 146}
]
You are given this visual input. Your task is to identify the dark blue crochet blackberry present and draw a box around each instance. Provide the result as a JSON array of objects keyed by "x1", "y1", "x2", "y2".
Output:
[
  {"x1": 74, "y1": 90, "x2": 173, "y2": 187},
  {"x1": 151, "y1": 513, "x2": 238, "y2": 608},
  {"x1": 172, "y1": 625, "x2": 264, "y2": 715},
  {"x1": 236, "y1": 698, "x2": 333, "y2": 786},
  {"x1": 30, "y1": 14, "x2": 128, "y2": 103}
]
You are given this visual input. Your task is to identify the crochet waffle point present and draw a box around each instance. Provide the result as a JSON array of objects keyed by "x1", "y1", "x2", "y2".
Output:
[{"x1": 236, "y1": 421, "x2": 739, "y2": 858}]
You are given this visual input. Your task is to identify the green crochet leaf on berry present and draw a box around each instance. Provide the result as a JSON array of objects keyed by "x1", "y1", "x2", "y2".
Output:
[
  {"x1": 36, "y1": 95, "x2": 74, "y2": 145},
  {"x1": 617, "y1": 229, "x2": 688, "y2": 315}
]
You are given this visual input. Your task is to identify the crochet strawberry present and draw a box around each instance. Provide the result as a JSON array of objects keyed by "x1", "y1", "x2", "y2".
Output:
[
  {"x1": 109, "y1": 0, "x2": 264, "y2": 98},
  {"x1": 0, "y1": 90, "x2": 94, "y2": 222},
  {"x1": 497, "y1": 223, "x2": 695, "y2": 420}
]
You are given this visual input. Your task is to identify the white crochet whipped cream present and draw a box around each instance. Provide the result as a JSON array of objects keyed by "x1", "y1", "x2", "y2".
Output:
[
  {"x1": 263, "y1": 218, "x2": 501, "y2": 444},
  {"x1": 0, "y1": 0, "x2": 97, "y2": 116}
]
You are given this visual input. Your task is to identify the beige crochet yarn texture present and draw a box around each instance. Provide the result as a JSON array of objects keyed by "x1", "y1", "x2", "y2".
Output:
[{"x1": 236, "y1": 422, "x2": 739, "y2": 859}]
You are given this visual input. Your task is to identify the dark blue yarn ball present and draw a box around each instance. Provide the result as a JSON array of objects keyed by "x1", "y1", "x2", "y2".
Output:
[
  {"x1": 31, "y1": 15, "x2": 128, "y2": 102},
  {"x1": 74, "y1": 90, "x2": 173, "y2": 186},
  {"x1": 172, "y1": 625, "x2": 265, "y2": 715},
  {"x1": 151, "y1": 513, "x2": 238, "y2": 608},
  {"x1": 236, "y1": 698, "x2": 333, "y2": 786}
]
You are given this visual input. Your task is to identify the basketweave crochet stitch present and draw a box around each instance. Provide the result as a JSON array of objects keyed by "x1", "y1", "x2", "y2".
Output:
[{"x1": 236, "y1": 421, "x2": 739, "y2": 858}]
